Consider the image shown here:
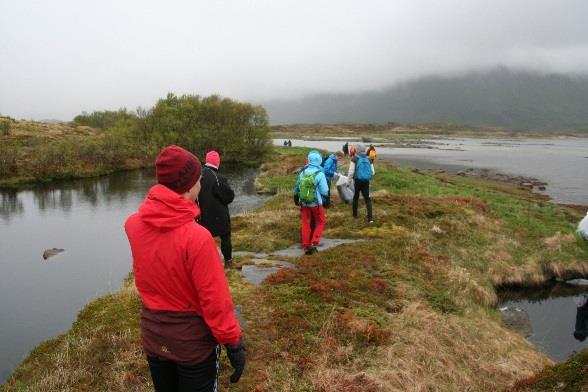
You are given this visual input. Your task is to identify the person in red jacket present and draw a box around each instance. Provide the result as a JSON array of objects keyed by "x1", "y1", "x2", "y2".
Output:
[{"x1": 125, "y1": 145, "x2": 245, "y2": 392}]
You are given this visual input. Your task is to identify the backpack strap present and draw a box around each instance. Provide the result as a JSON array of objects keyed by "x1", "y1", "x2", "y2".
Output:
[{"x1": 205, "y1": 166, "x2": 220, "y2": 187}]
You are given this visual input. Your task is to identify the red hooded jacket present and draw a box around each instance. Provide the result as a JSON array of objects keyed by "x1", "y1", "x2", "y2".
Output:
[{"x1": 125, "y1": 184, "x2": 241, "y2": 360}]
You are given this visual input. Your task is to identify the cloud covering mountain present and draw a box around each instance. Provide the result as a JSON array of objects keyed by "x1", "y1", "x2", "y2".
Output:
[{"x1": 264, "y1": 68, "x2": 588, "y2": 130}]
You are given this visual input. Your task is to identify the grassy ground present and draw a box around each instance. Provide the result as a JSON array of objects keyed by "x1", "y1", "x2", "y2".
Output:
[
  {"x1": 270, "y1": 123, "x2": 588, "y2": 141},
  {"x1": 0, "y1": 118, "x2": 153, "y2": 188},
  {"x1": 2, "y1": 147, "x2": 587, "y2": 391}
]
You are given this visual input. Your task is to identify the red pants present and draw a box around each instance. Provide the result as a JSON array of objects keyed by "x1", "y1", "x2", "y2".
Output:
[{"x1": 300, "y1": 205, "x2": 326, "y2": 249}]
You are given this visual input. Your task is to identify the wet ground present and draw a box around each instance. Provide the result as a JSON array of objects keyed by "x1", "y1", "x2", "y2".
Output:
[{"x1": 231, "y1": 237, "x2": 359, "y2": 287}]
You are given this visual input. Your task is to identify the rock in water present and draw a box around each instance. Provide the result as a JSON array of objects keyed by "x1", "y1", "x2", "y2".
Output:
[
  {"x1": 499, "y1": 306, "x2": 533, "y2": 337},
  {"x1": 566, "y1": 279, "x2": 588, "y2": 286},
  {"x1": 43, "y1": 248, "x2": 64, "y2": 260}
]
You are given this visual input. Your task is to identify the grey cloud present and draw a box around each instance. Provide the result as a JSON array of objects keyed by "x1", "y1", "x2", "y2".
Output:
[{"x1": 1, "y1": 0, "x2": 587, "y2": 120}]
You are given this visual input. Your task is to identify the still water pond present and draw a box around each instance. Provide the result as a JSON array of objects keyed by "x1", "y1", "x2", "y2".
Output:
[
  {"x1": 0, "y1": 167, "x2": 261, "y2": 382},
  {"x1": 498, "y1": 284, "x2": 588, "y2": 362}
]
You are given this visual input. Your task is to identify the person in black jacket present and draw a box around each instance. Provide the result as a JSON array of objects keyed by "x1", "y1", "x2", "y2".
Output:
[{"x1": 198, "y1": 150, "x2": 235, "y2": 268}]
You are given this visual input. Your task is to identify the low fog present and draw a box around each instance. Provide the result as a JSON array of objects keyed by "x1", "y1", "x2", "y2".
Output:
[{"x1": 1, "y1": 0, "x2": 588, "y2": 120}]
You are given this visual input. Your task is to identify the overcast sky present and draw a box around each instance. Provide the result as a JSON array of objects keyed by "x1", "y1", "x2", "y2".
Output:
[{"x1": 1, "y1": 0, "x2": 588, "y2": 120}]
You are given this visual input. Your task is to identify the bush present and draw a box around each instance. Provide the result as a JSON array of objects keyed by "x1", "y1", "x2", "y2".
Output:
[
  {"x1": 0, "y1": 144, "x2": 18, "y2": 177},
  {"x1": 140, "y1": 94, "x2": 271, "y2": 164},
  {"x1": 0, "y1": 119, "x2": 12, "y2": 136},
  {"x1": 72, "y1": 109, "x2": 137, "y2": 130}
]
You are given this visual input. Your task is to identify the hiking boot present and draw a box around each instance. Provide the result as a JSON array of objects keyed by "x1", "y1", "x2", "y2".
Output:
[
  {"x1": 368, "y1": 220, "x2": 374, "y2": 224},
  {"x1": 304, "y1": 246, "x2": 318, "y2": 255},
  {"x1": 224, "y1": 259, "x2": 234, "y2": 269}
]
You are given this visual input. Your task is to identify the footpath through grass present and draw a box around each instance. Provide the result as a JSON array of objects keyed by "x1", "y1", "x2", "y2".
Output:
[{"x1": 2, "y1": 146, "x2": 587, "y2": 391}]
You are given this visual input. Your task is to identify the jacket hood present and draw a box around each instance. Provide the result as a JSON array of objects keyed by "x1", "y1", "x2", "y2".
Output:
[
  {"x1": 307, "y1": 150, "x2": 323, "y2": 167},
  {"x1": 138, "y1": 184, "x2": 200, "y2": 231}
]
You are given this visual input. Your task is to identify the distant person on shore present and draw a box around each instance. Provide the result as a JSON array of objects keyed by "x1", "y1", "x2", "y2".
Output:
[
  {"x1": 288, "y1": 139, "x2": 292, "y2": 147},
  {"x1": 366, "y1": 144, "x2": 377, "y2": 163},
  {"x1": 574, "y1": 295, "x2": 588, "y2": 341},
  {"x1": 125, "y1": 145, "x2": 245, "y2": 391},
  {"x1": 342, "y1": 142, "x2": 349, "y2": 157},
  {"x1": 349, "y1": 146, "x2": 357, "y2": 158},
  {"x1": 198, "y1": 150, "x2": 235, "y2": 269},
  {"x1": 283, "y1": 140, "x2": 288, "y2": 147},
  {"x1": 348, "y1": 150, "x2": 375, "y2": 223},
  {"x1": 294, "y1": 150, "x2": 329, "y2": 255}
]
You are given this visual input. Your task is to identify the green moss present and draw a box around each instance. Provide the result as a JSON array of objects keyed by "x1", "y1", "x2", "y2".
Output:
[{"x1": 511, "y1": 349, "x2": 588, "y2": 391}]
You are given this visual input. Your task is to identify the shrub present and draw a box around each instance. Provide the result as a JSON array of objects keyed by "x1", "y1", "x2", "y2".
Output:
[{"x1": 0, "y1": 119, "x2": 11, "y2": 136}]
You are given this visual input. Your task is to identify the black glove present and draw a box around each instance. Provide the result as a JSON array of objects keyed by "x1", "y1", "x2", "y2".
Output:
[
  {"x1": 323, "y1": 190, "x2": 331, "y2": 208},
  {"x1": 225, "y1": 338, "x2": 246, "y2": 383},
  {"x1": 294, "y1": 194, "x2": 300, "y2": 206}
]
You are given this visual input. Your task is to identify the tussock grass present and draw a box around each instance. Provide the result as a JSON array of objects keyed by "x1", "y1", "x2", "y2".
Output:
[{"x1": 4, "y1": 146, "x2": 587, "y2": 391}]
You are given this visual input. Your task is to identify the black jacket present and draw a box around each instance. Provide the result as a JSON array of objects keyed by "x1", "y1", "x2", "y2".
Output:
[{"x1": 198, "y1": 165, "x2": 234, "y2": 236}]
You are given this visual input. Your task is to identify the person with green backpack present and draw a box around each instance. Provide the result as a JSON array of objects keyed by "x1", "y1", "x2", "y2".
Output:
[
  {"x1": 294, "y1": 150, "x2": 330, "y2": 255},
  {"x1": 348, "y1": 151, "x2": 375, "y2": 223}
]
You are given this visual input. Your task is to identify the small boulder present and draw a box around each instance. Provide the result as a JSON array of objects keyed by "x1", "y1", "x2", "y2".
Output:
[
  {"x1": 499, "y1": 306, "x2": 532, "y2": 337},
  {"x1": 43, "y1": 248, "x2": 64, "y2": 260},
  {"x1": 566, "y1": 279, "x2": 588, "y2": 287}
]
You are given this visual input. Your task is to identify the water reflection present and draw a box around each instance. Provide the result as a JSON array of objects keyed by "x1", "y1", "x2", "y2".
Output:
[
  {"x1": 0, "y1": 169, "x2": 154, "y2": 221},
  {"x1": 574, "y1": 296, "x2": 588, "y2": 342},
  {"x1": 0, "y1": 191, "x2": 23, "y2": 222},
  {"x1": 0, "y1": 167, "x2": 262, "y2": 222},
  {"x1": 498, "y1": 283, "x2": 588, "y2": 362}
]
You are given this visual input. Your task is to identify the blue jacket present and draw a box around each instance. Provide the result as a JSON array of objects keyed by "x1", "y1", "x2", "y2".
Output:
[
  {"x1": 294, "y1": 150, "x2": 329, "y2": 207},
  {"x1": 323, "y1": 153, "x2": 337, "y2": 182}
]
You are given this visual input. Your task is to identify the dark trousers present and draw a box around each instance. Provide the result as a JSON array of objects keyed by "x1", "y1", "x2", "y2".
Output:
[
  {"x1": 220, "y1": 233, "x2": 232, "y2": 261},
  {"x1": 352, "y1": 179, "x2": 372, "y2": 221},
  {"x1": 147, "y1": 346, "x2": 219, "y2": 392}
]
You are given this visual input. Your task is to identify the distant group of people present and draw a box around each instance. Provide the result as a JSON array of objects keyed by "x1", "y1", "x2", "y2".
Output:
[
  {"x1": 283, "y1": 139, "x2": 293, "y2": 147},
  {"x1": 294, "y1": 143, "x2": 376, "y2": 255},
  {"x1": 123, "y1": 140, "x2": 378, "y2": 390}
]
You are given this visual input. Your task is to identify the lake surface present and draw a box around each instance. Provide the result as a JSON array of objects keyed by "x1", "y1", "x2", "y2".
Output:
[
  {"x1": 275, "y1": 137, "x2": 588, "y2": 205},
  {"x1": 0, "y1": 167, "x2": 261, "y2": 383}
]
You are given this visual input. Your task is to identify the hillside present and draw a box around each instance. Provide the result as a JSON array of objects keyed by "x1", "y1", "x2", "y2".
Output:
[{"x1": 264, "y1": 68, "x2": 588, "y2": 131}]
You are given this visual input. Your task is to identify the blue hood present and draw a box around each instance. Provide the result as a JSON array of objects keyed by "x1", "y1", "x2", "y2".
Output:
[{"x1": 307, "y1": 150, "x2": 323, "y2": 166}]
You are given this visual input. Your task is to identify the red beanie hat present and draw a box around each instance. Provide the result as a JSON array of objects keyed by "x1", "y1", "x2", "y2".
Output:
[
  {"x1": 205, "y1": 150, "x2": 221, "y2": 168},
  {"x1": 156, "y1": 145, "x2": 202, "y2": 194}
]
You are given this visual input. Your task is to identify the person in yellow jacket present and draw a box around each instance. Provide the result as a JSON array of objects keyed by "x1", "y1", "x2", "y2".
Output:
[{"x1": 366, "y1": 144, "x2": 376, "y2": 163}]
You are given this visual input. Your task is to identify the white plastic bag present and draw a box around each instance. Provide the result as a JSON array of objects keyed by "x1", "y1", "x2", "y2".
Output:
[
  {"x1": 334, "y1": 173, "x2": 346, "y2": 187},
  {"x1": 578, "y1": 212, "x2": 588, "y2": 240},
  {"x1": 335, "y1": 173, "x2": 354, "y2": 204}
]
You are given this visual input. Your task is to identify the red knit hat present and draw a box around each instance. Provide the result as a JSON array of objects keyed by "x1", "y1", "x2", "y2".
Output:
[
  {"x1": 155, "y1": 145, "x2": 202, "y2": 194},
  {"x1": 205, "y1": 150, "x2": 221, "y2": 168}
]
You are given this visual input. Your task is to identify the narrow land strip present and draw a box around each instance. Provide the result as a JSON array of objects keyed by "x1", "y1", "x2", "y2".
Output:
[{"x1": 2, "y1": 146, "x2": 587, "y2": 391}]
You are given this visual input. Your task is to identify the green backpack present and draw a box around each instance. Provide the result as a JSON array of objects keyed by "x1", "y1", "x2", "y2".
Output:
[{"x1": 299, "y1": 171, "x2": 318, "y2": 204}]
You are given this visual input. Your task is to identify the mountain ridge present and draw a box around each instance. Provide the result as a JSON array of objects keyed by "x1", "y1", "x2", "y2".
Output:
[{"x1": 264, "y1": 68, "x2": 588, "y2": 131}]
